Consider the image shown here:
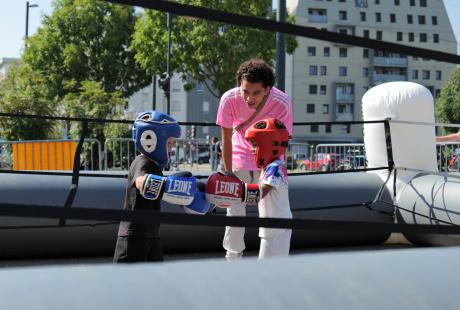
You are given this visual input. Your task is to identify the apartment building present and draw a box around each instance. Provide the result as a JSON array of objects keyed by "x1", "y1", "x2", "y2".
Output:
[
  {"x1": 286, "y1": 0, "x2": 457, "y2": 142},
  {"x1": 127, "y1": 75, "x2": 220, "y2": 140},
  {"x1": 0, "y1": 58, "x2": 19, "y2": 81}
]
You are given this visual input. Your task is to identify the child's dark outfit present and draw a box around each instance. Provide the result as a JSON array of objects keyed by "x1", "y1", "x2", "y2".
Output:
[{"x1": 113, "y1": 155, "x2": 163, "y2": 262}]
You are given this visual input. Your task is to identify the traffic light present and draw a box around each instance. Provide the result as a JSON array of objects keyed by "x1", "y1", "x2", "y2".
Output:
[
  {"x1": 158, "y1": 72, "x2": 170, "y2": 98},
  {"x1": 191, "y1": 125, "x2": 196, "y2": 139}
]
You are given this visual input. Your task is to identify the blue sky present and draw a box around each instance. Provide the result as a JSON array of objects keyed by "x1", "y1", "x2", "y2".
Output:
[{"x1": 1, "y1": 0, "x2": 460, "y2": 59}]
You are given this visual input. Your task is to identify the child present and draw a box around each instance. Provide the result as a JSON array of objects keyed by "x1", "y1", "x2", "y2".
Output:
[
  {"x1": 206, "y1": 118, "x2": 291, "y2": 258},
  {"x1": 114, "y1": 110, "x2": 209, "y2": 263}
]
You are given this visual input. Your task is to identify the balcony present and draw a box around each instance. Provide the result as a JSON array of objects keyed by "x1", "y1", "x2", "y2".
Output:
[
  {"x1": 308, "y1": 14, "x2": 327, "y2": 23},
  {"x1": 372, "y1": 57, "x2": 408, "y2": 67},
  {"x1": 336, "y1": 93, "x2": 354, "y2": 102},
  {"x1": 372, "y1": 73, "x2": 407, "y2": 83},
  {"x1": 335, "y1": 113, "x2": 354, "y2": 121}
]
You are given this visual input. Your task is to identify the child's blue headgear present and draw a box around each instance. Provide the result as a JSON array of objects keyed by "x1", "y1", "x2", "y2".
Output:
[{"x1": 132, "y1": 111, "x2": 181, "y2": 168}]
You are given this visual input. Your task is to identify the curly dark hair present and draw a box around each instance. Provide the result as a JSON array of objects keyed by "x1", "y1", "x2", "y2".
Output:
[{"x1": 236, "y1": 59, "x2": 276, "y2": 88}]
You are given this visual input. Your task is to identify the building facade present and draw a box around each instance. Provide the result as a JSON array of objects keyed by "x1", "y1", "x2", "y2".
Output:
[
  {"x1": 0, "y1": 58, "x2": 19, "y2": 81},
  {"x1": 286, "y1": 0, "x2": 457, "y2": 143},
  {"x1": 127, "y1": 74, "x2": 220, "y2": 140}
]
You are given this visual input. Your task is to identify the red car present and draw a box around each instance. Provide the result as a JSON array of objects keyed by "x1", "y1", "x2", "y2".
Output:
[{"x1": 300, "y1": 153, "x2": 341, "y2": 171}]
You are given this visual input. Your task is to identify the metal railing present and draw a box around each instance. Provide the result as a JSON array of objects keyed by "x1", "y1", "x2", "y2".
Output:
[
  {"x1": 1, "y1": 138, "x2": 457, "y2": 173},
  {"x1": 104, "y1": 138, "x2": 134, "y2": 171}
]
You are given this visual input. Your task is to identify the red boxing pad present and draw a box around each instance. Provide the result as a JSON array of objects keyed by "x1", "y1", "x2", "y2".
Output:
[{"x1": 205, "y1": 172, "x2": 244, "y2": 207}]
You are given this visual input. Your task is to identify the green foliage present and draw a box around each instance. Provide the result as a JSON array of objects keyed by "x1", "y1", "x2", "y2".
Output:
[
  {"x1": 24, "y1": 0, "x2": 150, "y2": 99},
  {"x1": 62, "y1": 80, "x2": 124, "y2": 141},
  {"x1": 132, "y1": 0, "x2": 298, "y2": 98},
  {"x1": 0, "y1": 63, "x2": 56, "y2": 140},
  {"x1": 436, "y1": 68, "x2": 460, "y2": 134}
]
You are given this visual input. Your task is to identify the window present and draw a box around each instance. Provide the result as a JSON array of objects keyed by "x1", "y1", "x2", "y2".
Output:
[
  {"x1": 356, "y1": 0, "x2": 367, "y2": 8},
  {"x1": 394, "y1": 0, "x2": 400, "y2": 5},
  {"x1": 320, "y1": 66, "x2": 327, "y2": 76},
  {"x1": 435, "y1": 89, "x2": 441, "y2": 98},
  {"x1": 203, "y1": 100, "x2": 209, "y2": 112},
  {"x1": 323, "y1": 47, "x2": 330, "y2": 57},
  {"x1": 339, "y1": 66, "x2": 347, "y2": 76},
  {"x1": 410, "y1": 0, "x2": 415, "y2": 6},
  {"x1": 363, "y1": 67, "x2": 369, "y2": 77},
  {"x1": 420, "y1": 0, "x2": 427, "y2": 7},
  {"x1": 408, "y1": 32, "x2": 414, "y2": 42},
  {"x1": 375, "y1": 0, "x2": 380, "y2": 4},
  {"x1": 363, "y1": 49, "x2": 369, "y2": 58},
  {"x1": 308, "y1": 46, "x2": 316, "y2": 56},
  {"x1": 412, "y1": 69, "x2": 418, "y2": 79},
  {"x1": 418, "y1": 15, "x2": 426, "y2": 25},
  {"x1": 422, "y1": 70, "x2": 430, "y2": 80},
  {"x1": 420, "y1": 33, "x2": 427, "y2": 42},
  {"x1": 196, "y1": 83, "x2": 204, "y2": 92},
  {"x1": 320, "y1": 85, "x2": 327, "y2": 95},
  {"x1": 323, "y1": 104, "x2": 330, "y2": 114},
  {"x1": 363, "y1": 29, "x2": 370, "y2": 38},
  {"x1": 433, "y1": 34, "x2": 439, "y2": 43},
  {"x1": 432, "y1": 16, "x2": 438, "y2": 25},
  {"x1": 325, "y1": 124, "x2": 331, "y2": 133},
  {"x1": 360, "y1": 12, "x2": 366, "y2": 22},
  {"x1": 390, "y1": 13, "x2": 396, "y2": 23},
  {"x1": 339, "y1": 11, "x2": 347, "y2": 21},
  {"x1": 375, "y1": 12, "x2": 381, "y2": 22},
  {"x1": 307, "y1": 104, "x2": 315, "y2": 113},
  {"x1": 435, "y1": 70, "x2": 442, "y2": 80},
  {"x1": 397, "y1": 32, "x2": 403, "y2": 41},
  {"x1": 309, "y1": 65, "x2": 318, "y2": 76},
  {"x1": 339, "y1": 48, "x2": 348, "y2": 57},
  {"x1": 407, "y1": 15, "x2": 413, "y2": 24},
  {"x1": 342, "y1": 124, "x2": 351, "y2": 134},
  {"x1": 311, "y1": 124, "x2": 319, "y2": 133},
  {"x1": 376, "y1": 31, "x2": 382, "y2": 40},
  {"x1": 309, "y1": 85, "x2": 318, "y2": 94}
]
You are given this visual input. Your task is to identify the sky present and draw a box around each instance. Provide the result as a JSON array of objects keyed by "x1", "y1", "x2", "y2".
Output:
[{"x1": 1, "y1": 0, "x2": 460, "y2": 60}]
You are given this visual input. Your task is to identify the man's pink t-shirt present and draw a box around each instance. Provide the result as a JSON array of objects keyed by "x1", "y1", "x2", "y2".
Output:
[{"x1": 216, "y1": 86, "x2": 293, "y2": 171}]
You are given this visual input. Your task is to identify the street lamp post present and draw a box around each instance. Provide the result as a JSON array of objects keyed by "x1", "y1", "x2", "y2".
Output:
[
  {"x1": 166, "y1": 12, "x2": 173, "y2": 115},
  {"x1": 25, "y1": 1, "x2": 39, "y2": 45},
  {"x1": 275, "y1": 0, "x2": 286, "y2": 91}
]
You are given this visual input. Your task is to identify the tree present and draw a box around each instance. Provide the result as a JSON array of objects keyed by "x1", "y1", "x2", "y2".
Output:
[
  {"x1": 23, "y1": 0, "x2": 150, "y2": 100},
  {"x1": 436, "y1": 68, "x2": 460, "y2": 134},
  {"x1": 0, "y1": 63, "x2": 56, "y2": 140},
  {"x1": 62, "y1": 80, "x2": 125, "y2": 169},
  {"x1": 132, "y1": 0, "x2": 298, "y2": 98}
]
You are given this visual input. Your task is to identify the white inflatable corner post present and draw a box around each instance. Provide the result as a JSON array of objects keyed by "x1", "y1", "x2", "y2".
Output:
[{"x1": 362, "y1": 82, "x2": 437, "y2": 201}]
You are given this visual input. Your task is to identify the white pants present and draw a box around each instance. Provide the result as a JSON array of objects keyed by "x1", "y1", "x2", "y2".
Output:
[
  {"x1": 259, "y1": 229, "x2": 292, "y2": 259},
  {"x1": 223, "y1": 169, "x2": 260, "y2": 259}
]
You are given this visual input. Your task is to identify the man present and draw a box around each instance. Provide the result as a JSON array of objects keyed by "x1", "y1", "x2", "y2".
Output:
[
  {"x1": 208, "y1": 136, "x2": 221, "y2": 171},
  {"x1": 216, "y1": 59, "x2": 293, "y2": 260}
]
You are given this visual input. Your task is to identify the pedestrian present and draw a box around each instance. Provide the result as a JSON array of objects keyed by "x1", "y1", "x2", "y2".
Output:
[
  {"x1": 208, "y1": 136, "x2": 221, "y2": 171},
  {"x1": 206, "y1": 118, "x2": 292, "y2": 258},
  {"x1": 215, "y1": 59, "x2": 293, "y2": 260},
  {"x1": 113, "y1": 110, "x2": 209, "y2": 263}
]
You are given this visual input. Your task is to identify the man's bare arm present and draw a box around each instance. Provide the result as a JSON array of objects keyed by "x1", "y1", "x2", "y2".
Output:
[{"x1": 221, "y1": 127, "x2": 233, "y2": 172}]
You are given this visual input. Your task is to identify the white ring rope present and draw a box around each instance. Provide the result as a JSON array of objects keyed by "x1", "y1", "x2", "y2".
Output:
[
  {"x1": 388, "y1": 119, "x2": 460, "y2": 129},
  {"x1": 395, "y1": 166, "x2": 460, "y2": 180}
]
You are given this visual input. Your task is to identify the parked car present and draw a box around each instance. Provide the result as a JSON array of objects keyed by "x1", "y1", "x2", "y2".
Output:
[
  {"x1": 335, "y1": 155, "x2": 367, "y2": 171},
  {"x1": 447, "y1": 148, "x2": 460, "y2": 171},
  {"x1": 300, "y1": 153, "x2": 341, "y2": 171}
]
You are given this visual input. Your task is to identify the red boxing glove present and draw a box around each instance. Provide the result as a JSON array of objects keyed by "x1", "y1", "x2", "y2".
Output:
[{"x1": 205, "y1": 172, "x2": 260, "y2": 207}]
